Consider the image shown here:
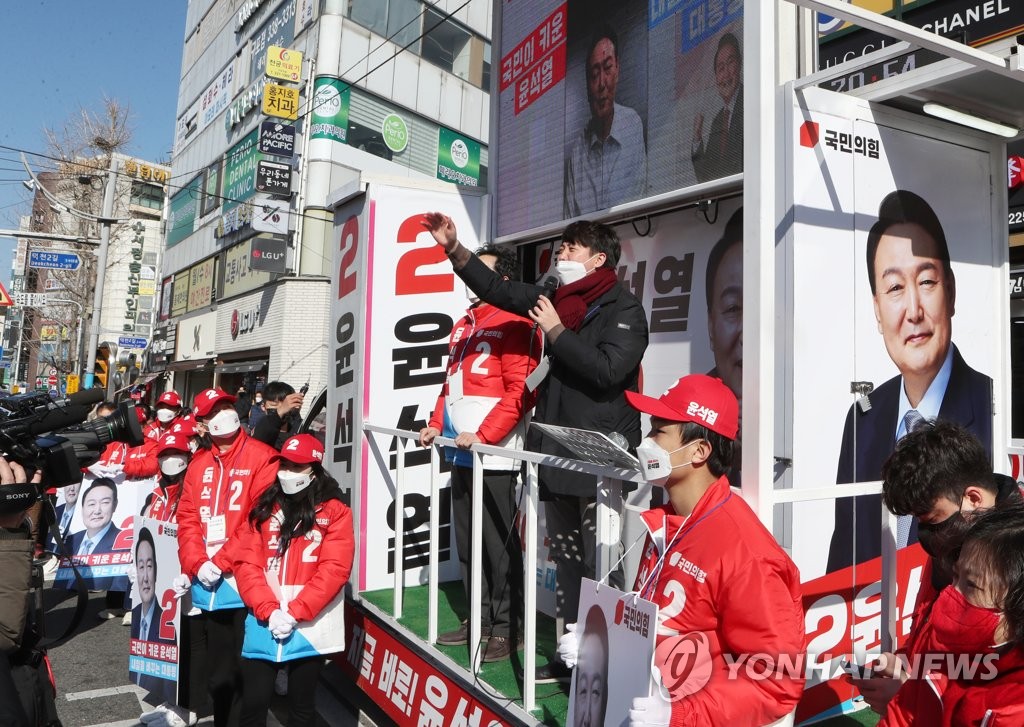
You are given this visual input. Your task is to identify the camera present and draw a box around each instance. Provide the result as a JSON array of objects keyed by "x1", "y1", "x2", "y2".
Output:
[{"x1": 0, "y1": 389, "x2": 143, "y2": 513}]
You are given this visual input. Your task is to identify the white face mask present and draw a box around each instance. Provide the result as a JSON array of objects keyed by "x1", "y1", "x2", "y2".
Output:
[
  {"x1": 156, "y1": 408, "x2": 176, "y2": 424},
  {"x1": 159, "y1": 454, "x2": 188, "y2": 476},
  {"x1": 207, "y1": 408, "x2": 241, "y2": 437},
  {"x1": 255, "y1": 396, "x2": 263, "y2": 404},
  {"x1": 635, "y1": 438, "x2": 699, "y2": 485},
  {"x1": 554, "y1": 253, "x2": 601, "y2": 286},
  {"x1": 278, "y1": 468, "x2": 314, "y2": 495}
]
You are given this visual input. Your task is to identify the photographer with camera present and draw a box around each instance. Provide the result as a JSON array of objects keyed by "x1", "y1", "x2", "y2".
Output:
[{"x1": 0, "y1": 457, "x2": 50, "y2": 727}]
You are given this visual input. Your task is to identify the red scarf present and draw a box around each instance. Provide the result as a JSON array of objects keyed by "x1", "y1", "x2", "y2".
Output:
[{"x1": 552, "y1": 267, "x2": 618, "y2": 332}]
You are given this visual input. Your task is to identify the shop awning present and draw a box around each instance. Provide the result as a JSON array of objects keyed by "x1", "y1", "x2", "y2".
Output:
[
  {"x1": 215, "y1": 360, "x2": 267, "y2": 374},
  {"x1": 166, "y1": 359, "x2": 212, "y2": 372}
]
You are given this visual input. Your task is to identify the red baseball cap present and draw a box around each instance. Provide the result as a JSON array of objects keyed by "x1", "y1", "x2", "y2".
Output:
[
  {"x1": 157, "y1": 391, "x2": 182, "y2": 407},
  {"x1": 625, "y1": 374, "x2": 739, "y2": 440},
  {"x1": 273, "y1": 434, "x2": 324, "y2": 466},
  {"x1": 156, "y1": 431, "x2": 191, "y2": 456},
  {"x1": 193, "y1": 388, "x2": 237, "y2": 418},
  {"x1": 170, "y1": 416, "x2": 198, "y2": 437}
]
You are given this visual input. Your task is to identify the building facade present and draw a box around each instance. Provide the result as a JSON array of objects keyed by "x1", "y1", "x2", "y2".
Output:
[{"x1": 161, "y1": 0, "x2": 491, "y2": 407}]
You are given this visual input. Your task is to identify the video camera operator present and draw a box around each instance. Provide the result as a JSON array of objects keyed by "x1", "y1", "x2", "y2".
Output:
[{"x1": 0, "y1": 458, "x2": 52, "y2": 727}]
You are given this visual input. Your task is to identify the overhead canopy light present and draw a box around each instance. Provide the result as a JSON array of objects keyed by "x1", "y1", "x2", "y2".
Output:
[{"x1": 922, "y1": 102, "x2": 1019, "y2": 138}]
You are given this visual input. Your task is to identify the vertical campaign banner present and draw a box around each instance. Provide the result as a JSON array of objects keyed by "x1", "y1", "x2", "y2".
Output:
[
  {"x1": 783, "y1": 87, "x2": 1005, "y2": 721},
  {"x1": 567, "y1": 579, "x2": 658, "y2": 727},
  {"x1": 129, "y1": 517, "x2": 181, "y2": 704},
  {"x1": 331, "y1": 182, "x2": 486, "y2": 591},
  {"x1": 54, "y1": 474, "x2": 142, "y2": 591}
]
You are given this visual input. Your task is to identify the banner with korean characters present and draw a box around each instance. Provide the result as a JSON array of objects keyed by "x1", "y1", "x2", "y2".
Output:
[{"x1": 336, "y1": 601, "x2": 505, "y2": 726}]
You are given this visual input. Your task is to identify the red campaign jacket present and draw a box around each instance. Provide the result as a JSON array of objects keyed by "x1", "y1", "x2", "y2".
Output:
[
  {"x1": 233, "y1": 498, "x2": 354, "y2": 622},
  {"x1": 176, "y1": 432, "x2": 278, "y2": 578},
  {"x1": 96, "y1": 440, "x2": 159, "y2": 479},
  {"x1": 144, "y1": 420, "x2": 174, "y2": 441},
  {"x1": 632, "y1": 477, "x2": 806, "y2": 727},
  {"x1": 142, "y1": 482, "x2": 182, "y2": 523},
  {"x1": 881, "y1": 647, "x2": 1024, "y2": 727},
  {"x1": 427, "y1": 302, "x2": 540, "y2": 470}
]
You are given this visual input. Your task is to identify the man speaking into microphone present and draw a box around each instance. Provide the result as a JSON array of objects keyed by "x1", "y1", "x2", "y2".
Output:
[{"x1": 424, "y1": 213, "x2": 649, "y2": 684}]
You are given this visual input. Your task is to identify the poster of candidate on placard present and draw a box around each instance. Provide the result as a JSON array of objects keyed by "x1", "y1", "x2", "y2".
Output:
[
  {"x1": 568, "y1": 578, "x2": 657, "y2": 727},
  {"x1": 53, "y1": 475, "x2": 147, "y2": 591},
  {"x1": 129, "y1": 517, "x2": 181, "y2": 704}
]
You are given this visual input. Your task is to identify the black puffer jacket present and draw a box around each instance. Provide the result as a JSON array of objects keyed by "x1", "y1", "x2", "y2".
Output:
[
  {"x1": 457, "y1": 253, "x2": 649, "y2": 497},
  {"x1": 0, "y1": 524, "x2": 32, "y2": 654}
]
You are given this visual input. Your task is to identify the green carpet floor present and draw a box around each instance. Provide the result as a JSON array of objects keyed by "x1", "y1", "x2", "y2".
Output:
[{"x1": 359, "y1": 583, "x2": 879, "y2": 727}]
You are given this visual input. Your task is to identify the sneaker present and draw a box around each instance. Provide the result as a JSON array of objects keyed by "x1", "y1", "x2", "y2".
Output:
[
  {"x1": 160, "y1": 705, "x2": 197, "y2": 727},
  {"x1": 274, "y1": 667, "x2": 288, "y2": 696},
  {"x1": 534, "y1": 660, "x2": 572, "y2": 684},
  {"x1": 437, "y1": 620, "x2": 491, "y2": 646},
  {"x1": 482, "y1": 635, "x2": 517, "y2": 663},
  {"x1": 98, "y1": 608, "x2": 127, "y2": 620},
  {"x1": 139, "y1": 704, "x2": 169, "y2": 724}
]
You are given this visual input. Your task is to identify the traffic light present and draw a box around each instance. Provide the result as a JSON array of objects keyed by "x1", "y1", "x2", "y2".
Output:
[{"x1": 95, "y1": 345, "x2": 110, "y2": 390}]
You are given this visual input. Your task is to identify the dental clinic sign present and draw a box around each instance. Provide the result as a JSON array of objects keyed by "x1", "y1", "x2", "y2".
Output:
[{"x1": 436, "y1": 127, "x2": 481, "y2": 187}]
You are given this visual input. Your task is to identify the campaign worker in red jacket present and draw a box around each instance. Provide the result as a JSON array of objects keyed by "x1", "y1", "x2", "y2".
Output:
[
  {"x1": 880, "y1": 502, "x2": 1024, "y2": 727},
  {"x1": 419, "y1": 244, "x2": 541, "y2": 662},
  {"x1": 87, "y1": 401, "x2": 160, "y2": 480},
  {"x1": 177, "y1": 388, "x2": 278, "y2": 727},
  {"x1": 620, "y1": 375, "x2": 806, "y2": 727},
  {"x1": 233, "y1": 434, "x2": 354, "y2": 726},
  {"x1": 145, "y1": 390, "x2": 184, "y2": 441}
]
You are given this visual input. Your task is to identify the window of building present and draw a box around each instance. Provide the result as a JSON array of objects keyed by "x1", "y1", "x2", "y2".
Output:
[
  {"x1": 422, "y1": 8, "x2": 472, "y2": 80},
  {"x1": 482, "y1": 41, "x2": 491, "y2": 93},
  {"x1": 348, "y1": 0, "x2": 421, "y2": 52},
  {"x1": 347, "y1": 121, "x2": 393, "y2": 161},
  {"x1": 130, "y1": 182, "x2": 164, "y2": 211},
  {"x1": 201, "y1": 161, "x2": 221, "y2": 217}
]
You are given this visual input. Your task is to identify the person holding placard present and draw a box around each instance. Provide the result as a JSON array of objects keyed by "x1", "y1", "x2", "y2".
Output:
[{"x1": 610, "y1": 374, "x2": 803, "y2": 726}]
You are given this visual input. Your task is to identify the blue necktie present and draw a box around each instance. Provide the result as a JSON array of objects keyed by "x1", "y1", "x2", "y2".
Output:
[{"x1": 896, "y1": 410, "x2": 926, "y2": 547}]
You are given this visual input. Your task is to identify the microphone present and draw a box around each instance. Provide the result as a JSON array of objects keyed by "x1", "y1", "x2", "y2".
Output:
[{"x1": 532, "y1": 275, "x2": 559, "y2": 331}]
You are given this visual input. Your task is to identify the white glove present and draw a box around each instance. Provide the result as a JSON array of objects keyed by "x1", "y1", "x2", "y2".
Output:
[
  {"x1": 171, "y1": 573, "x2": 192, "y2": 599},
  {"x1": 268, "y1": 609, "x2": 297, "y2": 640},
  {"x1": 557, "y1": 622, "x2": 580, "y2": 669},
  {"x1": 629, "y1": 691, "x2": 673, "y2": 727},
  {"x1": 196, "y1": 561, "x2": 222, "y2": 588},
  {"x1": 87, "y1": 462, "x2": 123, "y2": 478}
]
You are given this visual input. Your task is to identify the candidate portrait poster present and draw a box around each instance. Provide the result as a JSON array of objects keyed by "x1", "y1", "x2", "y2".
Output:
[
  {"x1": 54, "y1": 474, "x2": 147, "y2": 591},
  {"x1": 129, "y1": 517, "x2": 181, "y2": 704},
  {"x1": 568, "y1": 578, "x2": 657, "y2": 727},
  {"x1": 783, "y1": 87, "x2": 1005, "y2": 721}
]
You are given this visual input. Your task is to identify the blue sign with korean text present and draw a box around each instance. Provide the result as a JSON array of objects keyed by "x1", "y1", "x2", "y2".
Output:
[
  {"x1": 118, "y1": 336, "x2": 148, "y2": 350},
  {"x1": 680, "y1": 0, "x2": 743, "y2": 52},
  {"x1": 29, "y1": 251, "x2": 82, "y2": 270}
]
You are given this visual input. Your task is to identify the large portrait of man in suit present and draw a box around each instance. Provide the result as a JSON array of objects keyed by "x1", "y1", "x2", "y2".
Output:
[
  {"x1": 131, "y1": 527, "x2": 177, "y2": 702},
  {"x1": 66, "y1": 478, "x2": 122, "y2": 556},
  {"x1": 691, "y1": 32, "x2": 743, "y2": 183},
  {"x1": 827, "y1": 190, "x2": 993, "y2": 571}
]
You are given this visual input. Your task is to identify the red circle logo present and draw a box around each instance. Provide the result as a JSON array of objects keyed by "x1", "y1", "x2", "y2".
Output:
[{"x1": 230, "y1": 309, "x2": 240, "y2": 340}]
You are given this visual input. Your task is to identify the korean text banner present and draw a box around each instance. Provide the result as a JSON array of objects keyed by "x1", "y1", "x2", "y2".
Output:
[{"x1": 495, "y1": 0, "x2": 743, "y2": 238}]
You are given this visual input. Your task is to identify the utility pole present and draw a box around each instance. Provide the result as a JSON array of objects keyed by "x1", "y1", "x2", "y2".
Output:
[{"x1": 82, "y1": 154, "x2": 118, "y2": 390}]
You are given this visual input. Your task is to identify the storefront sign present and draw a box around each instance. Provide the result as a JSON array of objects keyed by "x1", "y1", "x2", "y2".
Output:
[
  {"x1": 251, "y1": 194, "x2": 291, "y2": 235},
  {"x1": 167, "y1": 176, "x2": 201, "y2": 247},
  {"x1": 230, "y1": 306, "x2": 262, "y2": 340},
  {"x1": 436, "y1": 128, "x2": 481, "y2": 186},
  {"x1": 261, "y1": 83, "x2": 299, "y2": 120},
  {"x1": 186, "y1": 258, "x2": 216, "y2": 313},
  {"x1": 381, "y1": 114, "x2": 409, "y2": 153},
  {"x1": 256, "y1": 160, "x2": 292, "y2": 196},
  {"x1": 123, "y1": 159, "x2": 170, "y2": 184},
  {"x1": 310, "y1": 77, "x2": 351, "y2": 143},
  {"x1": 222, "y1": 239, "x2": 273, "y2": 299},
  {"x1": 258, "y1": 120, "x2": 296, "y2": 157},
  {"x1": 160, "y1": 278, "x2": 173, "y2": 321},
  {"x1": 216, "y1": 201, "x2": 254, "y2": 238},
  {"x1": 225, "y1": 77, "x2": 268, "y2": 129},
  {"x1": 176, "y1": 311, "x2": 217, "y2": 361},
  {"x1": 249, "y1": 0, "x2": 296, "y2": 82},
  {"x1": 222, "y1": 129, "x2": 262, "y2": 211},
  {"x1": 171, "y1": 273, "x2": 189, "y2": 318},
  {"x1": 265, "y1": 45, "x2": 302, "y2": 82},
  {"x1": 200, "y1": 62, "x2": 237, "y2": 130},
  {"x1": 249, "y1": 236, "x2": 288, "y2": 273}
]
